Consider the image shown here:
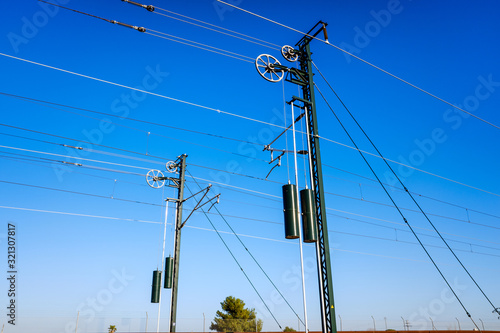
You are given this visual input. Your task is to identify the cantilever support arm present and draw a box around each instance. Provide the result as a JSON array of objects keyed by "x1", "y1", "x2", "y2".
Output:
[{"x1": 180, "y1": 188, "x2": 220, "y2": 229}]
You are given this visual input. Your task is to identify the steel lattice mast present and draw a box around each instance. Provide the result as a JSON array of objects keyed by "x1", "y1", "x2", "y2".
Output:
[
  {"x1": 255, "y1": 21, "x2": 337, "y2": 333},
  {"x1": 296, "y1": 25, "x2": 337, "y2": 333}
]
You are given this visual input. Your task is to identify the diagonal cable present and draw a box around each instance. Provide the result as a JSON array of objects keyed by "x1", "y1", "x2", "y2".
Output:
[
  {"x1": 312, "y1": 61, "x2": 500, "y2": 319},
  {"x1": 183, "y1": 181, "x2": 282, "y2": 329},
  {"x1": 216, "y1": 0, "x2": 500, "y2": 131},
  {"x1": 312, "y1": 80, "x2": 481, "y2": 330},
  {"x1": 187, "y1": 169, "x2": 305, "y2": 327}
]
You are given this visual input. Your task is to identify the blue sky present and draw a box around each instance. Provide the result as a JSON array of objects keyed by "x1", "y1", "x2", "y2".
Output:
[{"x1": 1, "y1": 0, "x2": 500, "y2": 332}]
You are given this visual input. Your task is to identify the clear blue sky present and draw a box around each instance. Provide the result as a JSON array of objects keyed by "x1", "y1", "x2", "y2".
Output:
[{"x1": 1, "y1": 0, "x2": 499, "y2": 332}]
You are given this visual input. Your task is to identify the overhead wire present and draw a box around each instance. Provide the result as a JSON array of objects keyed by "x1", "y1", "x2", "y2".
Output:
[
  {"x1": 216, "y1": 191, "x2": 500, "y2": 250},
  {"x1": 0, "y1": 144, "x2": 151, "y2": 171},
  {"x1": 0, "y1": 179, "x2": 162, "y2": 207},
  {"x1": 3, "y1": 138, "x2": 498, "y2": 243},
  {"x1": 216, "y1": 0, "x2": 500, "y2": 131},
  {"x1": 3, "y1": 155, "x2": 499, "y2": 267},
  {"x1": 144, "y1": 30, "x2": 254, "y2": 63},
  {"x1": 152, "y1": 5, "x2": 281, "y2": 49},
  {"x1": 0, "y1": 92, "x2": 262, "y2": 148},
  {"x1": 0, "y1": 130, "x2": 167, "y2": 166},
  {"x1": 1, "y1": 0, "x2": 498, "y2": 286},
  {"x1": 6, "y1": 205, "x2": 499, "y2": 272},
  {"x1": 189, "y1": 175, "x2": 500, "y2": 245},
  {"x1": 323, "y1": 163, "x2": 500, "y2": 223},
  {"x1": 0, "y1": 205, "x2": 161, "y2": 224},
  {"x1": 0, "y1": 143, "x2": 282, "y2": 204},
  {"x1": 189, "y1": 177, "x2": 500, "y2": 250},
  {"x1": 0, "y1": 52, "x2": 278, "y2": 126},
  {"x1": 325, "y1": 189, "x2": 500, "y2": 231},
  {"x1": 2, "y1": 196, "x2": 498, "y2": 263},
  {"x1": 318, "y1": 133, "x2": 500, "y2": 198},
  {"x1": 2, "y1": 153, "x2": 498, "y2": 260},
  {"x1": 2, "y1": 53, "x2": 499, "y2": 198},
  {"x1": 333, "y1": 229, "x2": 500, "y2": 259},
  {"x1": 312, "y1": 62, "x2": 500, "y2": 318},
  {"x1": 0, "y1": 151, "x2": 147, "y2": 183},
  {"x1": 10, "y1": 2, "x2": 500, "y2": 207},
  {"x1": 191, "y1": 175, "x2": 500, "y2": 257},
  {"x1": 35, "y1": 1, "x2": 255, "y2": 64},
  {"x1": 37, "y1": 0, "x2": 113, "y2": 23},
  {"x1": 331, "y1": 213, "x2": 500, "y2": 254},
  {"x1": 0, "y1": 127, "x2": 285, "y2": 184}
]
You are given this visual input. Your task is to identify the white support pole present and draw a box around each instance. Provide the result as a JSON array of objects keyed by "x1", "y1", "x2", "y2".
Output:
[
  {"x1": 304, "y1": 105, "x2": 327, "y2": 333},
  {"x1": 75, "y1": 311, "x2": 79, "y2": 333},
  {"x1": 291, "y1": 103, "x2": 309, "y2": 332},
  {"x1": 157, "y1": 201, "x2": 170, "y2": 333}
]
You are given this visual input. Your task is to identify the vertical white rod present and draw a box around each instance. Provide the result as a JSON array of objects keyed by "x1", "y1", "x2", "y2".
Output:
[
  {"x1": 304, "y1": 106, "x2": 327, "y2": 333},
  {"x1": 75, "y1": 311, "x2": 79, "y2": 333},
  {"x1": 157, "y1": 201, "x2": 169, "y2": 333},
  {"x1": 291, "y1": 103, "x2": 309, "y2": 332},
  {"x1": 169, "y1": 202, "x2": 180, "y2": 330},
  {"x1": 146, "y1": 312, "x2": 148, "y2": 332}
]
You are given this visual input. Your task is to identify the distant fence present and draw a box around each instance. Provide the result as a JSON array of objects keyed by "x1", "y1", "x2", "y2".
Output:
[{"x1": 120, "y1": 330, "x2": 500, "y2": 333}]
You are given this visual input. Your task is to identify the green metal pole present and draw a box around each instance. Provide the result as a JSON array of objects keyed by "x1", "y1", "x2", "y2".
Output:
[
  {"x1": 169, "y1": 154, "x2": 187, "y2": 332},
  {"x1": 300, "y1": 42, "x2": 338, "y2": 333}
]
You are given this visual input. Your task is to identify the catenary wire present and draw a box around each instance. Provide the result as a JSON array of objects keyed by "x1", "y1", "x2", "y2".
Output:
[
  {"x1": 3, "y1": 96, "x2": 499, "y2": 225},
  {"x1": 4, "y1": 155, "x2": 499, "y2": 262},
  {"x1": 152, "y1": 7, "x2": 280, "y2": 50},
  {"x1": 325, "y1": 189, "x2": 500, "y2": 231},
  {"x1": 331, "y1": 213, "x2": 500, "y2": 253},
  {"x1": 318, "y1": 134, "x2": 500, "y2": 198},
  {"x1": 189, "y1": 173, "x2": 500, "y2": 239},
  {"x1": 4, "y1": 140, "x2": 498, "y2": 242},
  {"x1": 324, "y1": 164, "x2": 500, "y2": 223},
  {"x1": 0, "y1": 92, "x2": 262, "y2": 147},
  {"x1": 0, "y1": 205, "x2": 161, "y2": 224},
  {"x1": 7, "y1": 205, "x2": 499, "y2": 272},
  {"x1": 0, "y1": 106, "x2": 268, "y2": 164},
  {"x1": 0, "y1": 152, "x2": 146, "y2": 182},
  {"x1": 12, "y1": 1, "x2": 500, "y2": 202},
  {"x1": 0, "y1": 144, "x2": 151, "y2": 171},
  {"x1": 36, "y1": 1, "x2": 255, "y2": 64},
  {"x1": 144, "y1": 30, "x2": 254, "y2": 63},
  {"x1": 216, "y1": 0, "x2": 500, "y2": 131},
  {"x1": 2, "y1": 194, "x2": 498, "y2": 263},
  {"x1": 0, "y1": 128, "x2": 283, "y2": 184},
  {"x1": 2, "y1": 53, "x2": 499, "y2": 199},
  {"x1": 0, "y1": 179, "x2": 162, "y2": 207},
  {"x1": 0, "y1": 52, "x2": 280, "y2": 129},
  {"x1": 190, "y1": 177, "x2": 500, "y2": 246},
  {"x1": 1, "y1": 166, "x2": 498, "y2": 260},
  {"x1": 1, "y1": 144, "x2": 281, "y2": 204},
  {"x1": 213, "y1": 192, "x2": 500, "y2": 249}
]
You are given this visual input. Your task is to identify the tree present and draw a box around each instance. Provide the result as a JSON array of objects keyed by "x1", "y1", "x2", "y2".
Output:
[
  {"x1": 108, "y1": 325, "x2": 117, "y2": 333},
  {"x1": 210, "y1": 296, "x2": 263, "y2": 332},
  {"x1": 283, "y1": 326, "x2": 296, "y2": 332}
]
